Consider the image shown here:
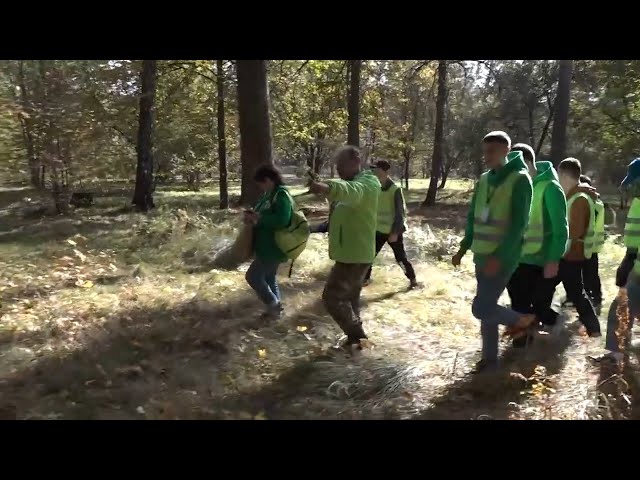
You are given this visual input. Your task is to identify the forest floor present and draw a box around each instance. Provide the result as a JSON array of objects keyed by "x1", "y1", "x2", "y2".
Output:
[{"x1": 1, "y1": 178, "x2": 639, "y2": 420}]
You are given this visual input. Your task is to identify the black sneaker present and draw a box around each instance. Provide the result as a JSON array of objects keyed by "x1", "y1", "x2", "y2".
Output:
[
  {"x1": 472, "y1": 359, "x2": 498, "y2": 374},
  {"x1": 409, "y1": 279, "x2": 421, "y2": 290},
  {"x1": 512, "y1": 333, "x2": 534, "y2": 349},
  {"x1": 587, "y1": 352, "x2": 622, "y2": 367},
  {"x1": 332, "y1": 336, "x2": 364, "y2": 356},
  {"x1": 260, "y1": 303, "x2": 283, "y2": 320}
]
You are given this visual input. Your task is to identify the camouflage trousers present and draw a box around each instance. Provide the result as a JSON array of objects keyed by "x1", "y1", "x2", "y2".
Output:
[{"x1": 322, "y1": 262, "x2": 371, "y2": 341}]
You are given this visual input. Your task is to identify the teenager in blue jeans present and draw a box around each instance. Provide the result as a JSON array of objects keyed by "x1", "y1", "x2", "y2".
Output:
[{"x1": 244, "y1": 165, "x2": 293, "y2": 320}]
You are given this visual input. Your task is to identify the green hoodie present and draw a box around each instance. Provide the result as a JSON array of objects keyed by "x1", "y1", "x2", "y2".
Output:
[
  {"x1": 327, "y1": 169, "x2": 381, "y2": 264},
  {"x1": 253, "y1": 185, "x2": 293, "y2": 263},
  {"x1": 460, "y1": 151, "x2": 533, "y2": 275},
  {"x1": 520, "y1": 161, "x2": 568, "y2": 267}
]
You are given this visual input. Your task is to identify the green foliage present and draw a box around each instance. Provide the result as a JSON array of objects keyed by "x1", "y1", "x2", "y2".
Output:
[{"x1": 1, "y1": 59, "x2": 639, "y2": 189}]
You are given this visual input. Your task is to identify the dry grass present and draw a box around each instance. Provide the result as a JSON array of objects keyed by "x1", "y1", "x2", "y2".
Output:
[{"x1": 0, "y1": 179, "x2": 639, "y2": 420}]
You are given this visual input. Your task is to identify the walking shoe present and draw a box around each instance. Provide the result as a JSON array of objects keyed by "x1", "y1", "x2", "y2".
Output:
[
  {"x1": 504, "y1": 314, "x2": 537, "y2": 339},
  {"x1": 472, "y1": 359, "x2": 499, "y2": 374},
  {"x1": 408, "y1": 278, "x2": 421, "y2": 290},
  {"x1": 512, "y1": 333, "x2": 534, "y2": 348},
  {"x1": 331, "y1": 336, "x2": 364, "y2": 357},
  {"x1": 587, "y1": 352, "x2": 623, "y2": 367},
  {"x1": 260, "y1": 303, "x2": 283, "y2": 320}
]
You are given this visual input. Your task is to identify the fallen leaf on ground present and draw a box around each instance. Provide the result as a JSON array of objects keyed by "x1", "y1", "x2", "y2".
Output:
[
  {"x1": 66, "y1": 239, "x2": 77, "y2": 246},
  {"x1": 73, "y1": 249, "x2": 87, "y2": 262},
  {"x1": 115, "y1": 365, "x2": 144, "y2": 377},
  {"x1": 258, "y1": 349, "x2": 267, "y2": 359},
  {"x1": 253, "y1": 412, "x2": 268, "y2": 420},
  {"x1": 296, "y1": 326, "x2": 308, "y2": 332}
]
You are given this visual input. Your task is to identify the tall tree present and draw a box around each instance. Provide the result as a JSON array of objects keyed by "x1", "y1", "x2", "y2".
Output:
[
  {"x1": 550, "y1": 60, "x2": 573, "y2": 165},
  {"x1": 237, "y1": 60, "x2": 273, "y2": 205},
  {"x1": 347, "y1": 60, "x2": 362, "y2": 147},
  {"x1": 217, "y1": 60, "x2": 228, "y2": 209},
  {"x1": 132, "y1": 60, "x2": 157, "y2": 212},
  {"x1": 424, "y1": 60, "x2": 448, "y2": 206}
]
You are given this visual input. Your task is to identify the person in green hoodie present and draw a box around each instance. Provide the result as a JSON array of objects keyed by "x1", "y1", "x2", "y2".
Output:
[
  {"x1": 244, "y1": 165, "x2": 293, "y2": 320},
  {"x1": 452, "y1": 131, "x2": 535, "y2": 373},
  {"x1": 308, "y1": 145, "x2": 381, "y2": 354},
  {"x1": 506, "y1": 143, "x2": 568, "y2": 347}
]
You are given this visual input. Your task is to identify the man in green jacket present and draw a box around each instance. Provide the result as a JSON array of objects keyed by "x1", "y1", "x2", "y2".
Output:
[
  {"x1": 452, "y1": 131, "x2": 535, "y2": 373},
  {"x1": 308, "y1": 145, "x2": 381, "y2": 354},
  {"x1": 506, "y1": 143, "x2": 568, "y2": 347}
]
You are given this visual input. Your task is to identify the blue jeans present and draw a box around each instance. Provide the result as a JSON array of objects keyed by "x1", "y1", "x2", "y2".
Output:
[
  {"x1": 605, "y1": 276, "x2": 640, "y2": 353},
  {"x1": 246, "y1": 259, "x2": 281, "y2": 306},
  {"x1": 472, "y1": 266, "x2": 521, "y2": 363}
]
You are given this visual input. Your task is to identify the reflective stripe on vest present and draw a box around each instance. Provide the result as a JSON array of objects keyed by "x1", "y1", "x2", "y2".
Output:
[
  {"x1": 566, "y1": 192, "x2": 596, "y2": 259},
  {"x1": 628, "y1": 199, "x2": 640, "y2": 275},
  {"x1": 593, "y1": 199, "x2": 606, "y2": 253},
  {"x1": 376, "y1": 183, "x2": 407, "y2": 234},
  {"x1": 624, "y1": 198, "x2": 640, "y2": 254},
  {"x1": 470, "y1": 171, "x2": 522, "y2": 255},
  {"x1": 522, "y1": 179, "x2": 552, "y2": 255}
]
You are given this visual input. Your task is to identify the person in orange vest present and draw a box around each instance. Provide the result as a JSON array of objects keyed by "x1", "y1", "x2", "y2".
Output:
[
  {"x1": 549, "y1": 158, "x2": 601, "y2": 336},
  {"x1": 452, "y1": 131, "x2": 535, "y2": 373}
]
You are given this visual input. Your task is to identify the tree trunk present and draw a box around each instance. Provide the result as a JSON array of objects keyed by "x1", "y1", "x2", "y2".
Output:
[
  {"x1": 536, "y1": 95, "x2": 555, "y2": 156},
  {"x1": 347, "y1": 60, "x2": 361, "y2": 147},
  {"x1": 217, "y1": 60, "x2": 229, "y2": 209},
  {"x1": 17, "y1": 61, "x2": 40, "y2": 188},
  {"x1": 237, "y1": 60, "x2": 273, "y2": 206},
  {"x1": 403, "y1": 151, "x2": 410, "y2": 190},
  {"x1": 424, "y1": 60, "x2": 448, "y2": 207},
  {"x1": 132, "y1": 60, "x2": 157, "y2": 212},
  {"x1": 550, "y1": 60, "x2": 573, "y2": 166}
]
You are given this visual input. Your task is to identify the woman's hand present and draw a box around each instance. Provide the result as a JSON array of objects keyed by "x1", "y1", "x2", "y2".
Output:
[{"x1": 243, "y1": 210, "x2": 259, "y2": 225}]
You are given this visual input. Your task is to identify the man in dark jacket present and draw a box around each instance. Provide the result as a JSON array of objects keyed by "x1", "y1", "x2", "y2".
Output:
[{"x1": 364, "y1": 160, "x2": 418, "y2": 289}]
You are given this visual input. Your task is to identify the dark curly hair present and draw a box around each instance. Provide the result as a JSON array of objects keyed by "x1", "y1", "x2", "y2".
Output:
[{"x1": 253, "y1": 164, "x2": 285, "y2": 186}]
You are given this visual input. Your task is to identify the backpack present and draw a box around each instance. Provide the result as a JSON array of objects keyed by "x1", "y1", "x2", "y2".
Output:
[{"x1": 273, "y1": 190, "x2": 310, "y2": 275}]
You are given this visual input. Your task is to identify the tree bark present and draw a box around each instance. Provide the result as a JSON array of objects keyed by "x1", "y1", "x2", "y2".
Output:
[
  {"x1": 347, "y1": 60, "x2": 362, "y2": 147},
  {"x1": 536, "y1": 94, "x2": 555, "y2": 156},
  {"x1": 550, "y1": 60, "x2": 573, "y2": 166},
  {"x1": 217, "y1": 59, "x2": 228, "y2": 209},
  {"x1": 424, "y1": 60, "x2": 448, "y2": 206},
  {"x1": 237, "y1": 60, "x2": 273, "y2": 206},
  {"x1": 17, "y1": 61, "x2": 40, "y2": 188},
  {"x1": 403, "y1": 150, "x2": 410, "y2": 190},
  {"x1": 132, "y1": 60, "x2": 157, "y2": 212}
]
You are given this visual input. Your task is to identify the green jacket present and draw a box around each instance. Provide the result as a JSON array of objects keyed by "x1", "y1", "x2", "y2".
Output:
[
  {"x1": 327, "y1": 170, "x2": 381, "y2": 264},
  {"x1": 520, "y1": 161, "x2": 568, "y2": 267},
  {"x1": 460, "y1": 152, "x2": 533, "y2": 275},
  {"x1": 253, "y1": 185, "x2": 293, "y2": 263}
]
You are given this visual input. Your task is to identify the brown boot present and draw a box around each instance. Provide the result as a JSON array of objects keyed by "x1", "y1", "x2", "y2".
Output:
[{"x1": 503, "y1": 314, "x2": 537, "y2": 339}]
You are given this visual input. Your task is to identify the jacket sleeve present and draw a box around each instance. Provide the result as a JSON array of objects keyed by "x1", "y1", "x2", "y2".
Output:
[
  {"x1": 257, "y1": 190, "x2": 292, "y2": 230},
  {"x1": 327, "y1": 178, "x2": 370, "y2": 204},
  {"x1": 493, "y1": 175, "x2": 532, "y2": 265},
  {"x1": 542, "y1": 182, "x2": 568, "y2": 263},
  {"x1": 459, "y1": 185, "x2": 478, "y2": 254},
  {"x1": 565, "y1": 196, "x2": 589, "y2": 260},
  {"x1": 616, "y1": 248, "x2": 638, "y2": 287},
  {"x1": 391, "y1": 188, "x2": 406, "y2": 234}
]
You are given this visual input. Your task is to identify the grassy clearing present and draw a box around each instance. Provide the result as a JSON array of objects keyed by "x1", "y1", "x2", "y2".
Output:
[{"x1": 0, "y1": 178, "x2": 638, "y2": 420}]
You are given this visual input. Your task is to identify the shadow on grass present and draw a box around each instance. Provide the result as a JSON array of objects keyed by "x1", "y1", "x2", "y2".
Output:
[
  {"x1": 0, "y1": 274, "x2": 337, "y2": 419},
  {"x1": 413, "y1": 328, "x2": 573, "y2": 420}
]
